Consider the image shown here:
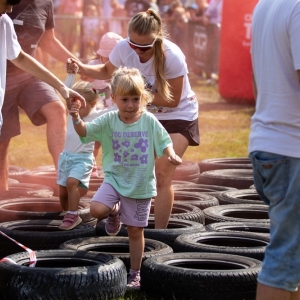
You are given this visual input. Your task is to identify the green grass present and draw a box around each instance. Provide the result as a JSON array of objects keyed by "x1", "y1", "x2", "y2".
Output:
[{"x1": 8, "y1": 62, "x2": 255, "y2": 170}]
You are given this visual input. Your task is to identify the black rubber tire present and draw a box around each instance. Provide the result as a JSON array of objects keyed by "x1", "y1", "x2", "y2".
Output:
[
  {"x1": 88, "y1": 176, "x2": 104, "y2": 191},
  {"x1": 172, "y1": 160, "x2": 200, "y2": 183},
  {"x1": 150, "y1": 201, "x2": 205, "y2": 224},
  {"x1": 18, "y1": 170, "x2": 57, "y2": 191},
  {"x1": 203, "y1": 204, "x2": 270, "y2": 225},
  {"x1": 0, "y1": 219, "x2": 96, "y2": 259},
  {"x1": 199, "y1": 157, "x2": 252, "y2": 173},
  {"x1": 0, "y1": 197, "x2": 92, "y2": 223},
  {"x1": 0, "y1": 250, "x2": 127, "y2": 300},
  {"x1": 173, "y1": 231, "x2": 269, "y2": 260},
  {"x1": 96, "y1": 217, "x2": 206, "y2": 247},
  {"x1": 8, "y1": 165, "x2": 30, "y2": 181},
  {"x1": 173, "y1": 183, "x2": 238, "y2": 197},
  {"x1": 174, "y1": 191, "x2": 219, "y2": 210},
  {"x1": 60, "y1": 236, "x2": 173, "y2": 271},
  {"x1": 141, "y1": 252, "x2": 261, "y2": 300},
  {"x1": 217, "y1": 189, "x2": 264, "y2": 205},
  {"x1": 0, "y1": 183, "x2": 54, "y2": 200},
  {"x1": 172, "y1": 180, "x2": 197, "y2": 186},
  {"x1": 7, "y1": 178, "x2": 19, "y2": 184},
  {"x1": 205, "y1": 221, "x2": 270, "y2": 238},
  {"x1": 198, "y1": 169, "x2": 254, "y2": 189}
]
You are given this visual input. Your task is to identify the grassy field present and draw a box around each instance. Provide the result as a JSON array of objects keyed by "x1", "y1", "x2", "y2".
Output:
[{"x1": 8, "y1": 61, "x2": 255, "y2": 170}]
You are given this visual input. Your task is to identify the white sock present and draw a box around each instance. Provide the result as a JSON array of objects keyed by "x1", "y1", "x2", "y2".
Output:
[{"x1": 67, "y1": 211, "x2": 78, "y2": 215}]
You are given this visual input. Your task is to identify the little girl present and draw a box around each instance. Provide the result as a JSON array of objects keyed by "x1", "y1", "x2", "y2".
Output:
[
  {"x1": 80, "y1": 32, "x2": 123, "y2": 177},
  {"x1": 57, "y1": 80, "x2": 108, "y2": 230},
  {"x1": 70, "y1": 67, "x2": 182, "y2": 289}
]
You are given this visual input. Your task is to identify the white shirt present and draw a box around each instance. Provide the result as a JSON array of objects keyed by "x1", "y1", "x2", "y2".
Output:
[
  {"x1": 249, "y1": 0, "x2": 300, "y2": 158},
  {"x1": 109, "y1": 39, "x2": 198, "y2": 121},
  {"x1": 0, "y1": 14, "x2": 21, "y2": 131},
  {"x1": 64, "y1": 108, "x2": 109, "y2": 153}
]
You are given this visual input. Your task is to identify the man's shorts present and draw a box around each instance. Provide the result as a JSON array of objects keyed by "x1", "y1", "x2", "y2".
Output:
[
  {"x1": 57, "y1": 151, "x2": 94, "y2": 189},
  {"x1": 249, "y1": 151, "x2": 300, "y2": 291},
  {"x1": 0, "y1": 75, "x2": 60, "y2": 142},
  {"x1": 159, "y1": 118, "x2": 200, "y2": 146},
  {"x1": 92, "y1": 182, "x2": 152, "y2": 227}
]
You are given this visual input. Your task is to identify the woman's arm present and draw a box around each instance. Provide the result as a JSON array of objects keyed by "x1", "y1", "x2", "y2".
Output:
[
  {"x1": 67, "y1": 58, "x2": 116, "y2": 81},
  {"x1": 150, "y1": 75, "x2": 184, "y2": 108}
]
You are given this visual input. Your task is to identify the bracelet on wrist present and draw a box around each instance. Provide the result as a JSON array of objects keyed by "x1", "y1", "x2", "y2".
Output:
[{"x1": 73, "y1": 118, "x2": 81, "y2": 125}]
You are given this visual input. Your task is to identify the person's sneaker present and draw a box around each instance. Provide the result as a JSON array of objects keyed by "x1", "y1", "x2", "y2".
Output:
[
  {"x1": 59, "y1": 213, "x2": 82, "y2": 230},
  {"x1": 105, "y1": 202, "x2": 121, "y2": 236},
  {"x1": 91, "y1": 165, "x2": 99, "y2": 177},
  {"x1": 126, "y1": 272, "x2": 140, "y2": 290}
]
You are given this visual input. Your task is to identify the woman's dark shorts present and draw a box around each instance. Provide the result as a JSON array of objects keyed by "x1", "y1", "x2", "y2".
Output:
[{"x1": 159, "y1": 118, "x2": 200, "y2": 146}]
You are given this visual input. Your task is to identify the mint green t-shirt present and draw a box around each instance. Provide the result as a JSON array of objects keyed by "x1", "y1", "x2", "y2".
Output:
[{"x1": 80, "y1": 110, "x2": 173, "y2": 198}]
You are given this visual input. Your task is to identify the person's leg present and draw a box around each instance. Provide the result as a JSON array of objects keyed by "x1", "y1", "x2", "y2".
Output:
[
  {"x1": 59, "y1": 177, "x2": 82, "y2": 230},
  {"x1": 90, "y1": 201, "x2": 113, "y2": 220},
  {"x1": 127, "y1": 226, "x2": 144, "y2": 271},
  {"x1": 0, "y1": 139, "x2": 10, "y2": 190},
  {"x1": 256, "y1": 284, "x2": 300, "y2": 300},
  {"x1": 17, "y1": 79, "x2": 66, "y2": 171},
  {"x1": 90, "y1": 182, "x2": 121, "y2": 226},
  {"x1": 250, "y1": 152, "x2": 300, "y2": 299},
  {"x1": 59, "y1": 185, "x2": 68, "y2": 211},
  {"x1": 66, "y1": 177, "x2": 81, "y2": 211},
  {"x1": 154, "y1": 133, "x2": 189, "y2": 229},
  {"x1": 38, "y1": 101, "x2": 66, "y2": 170},
  {"x1": 0, "y1": 83, "x2": 22, "y2": 191}
]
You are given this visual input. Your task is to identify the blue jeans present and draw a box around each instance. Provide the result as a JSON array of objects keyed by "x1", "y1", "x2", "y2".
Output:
[{"x1": 249, "y1": 151, "x2": 300, "y2": 291}]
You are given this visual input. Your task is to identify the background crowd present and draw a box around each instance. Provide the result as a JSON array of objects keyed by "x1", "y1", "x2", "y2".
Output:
[{"x1": 51, "y1": 0, "x2": 223, "y2": 85}]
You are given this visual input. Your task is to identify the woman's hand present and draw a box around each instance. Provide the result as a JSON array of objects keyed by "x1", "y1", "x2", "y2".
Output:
[{"x1": 66, "y1": 58, "x2": 81, "y2": 74}]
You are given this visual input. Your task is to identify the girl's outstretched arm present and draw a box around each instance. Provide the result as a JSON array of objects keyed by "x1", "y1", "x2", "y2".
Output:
[
  {"x1": 163, "y1": 147, "x2": 182, "y2": 165},
  {"x1": 69, "y1": 100, "x2": 87, "y2": 137}
]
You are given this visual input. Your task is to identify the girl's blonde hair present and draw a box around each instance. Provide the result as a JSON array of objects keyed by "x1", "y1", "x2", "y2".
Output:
[
  {"x1": 128, "y1": 9, "x2": 172, "y2": 102},
  {"x1": 72, "y1": 80, "x2": 98, "y2": 104},
  {"x1": 111, "y1": 67, "x2": 154, "y2": 108}
]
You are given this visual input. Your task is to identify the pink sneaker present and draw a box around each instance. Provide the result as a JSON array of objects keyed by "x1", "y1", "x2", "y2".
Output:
[
  {"x1": 127, "y1": 271, "x2": 140, "y2": 290},
  {"x1": 105, "y1": 202, "x2": 121, "y2": 236},
  {"x1": 59, "y1": 213, "x2": 82, "y2": 230}
]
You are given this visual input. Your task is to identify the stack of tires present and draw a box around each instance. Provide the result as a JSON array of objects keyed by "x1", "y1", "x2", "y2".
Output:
[
  {"x1": 0, "y1": 158, "x2": 268, "y2": 299},
  {"x1": 138, "y1": 157, "x2": 268, "y2": 300},
  {"x1": 0, "y1": 165, "x2": 125, "y2": 299}
]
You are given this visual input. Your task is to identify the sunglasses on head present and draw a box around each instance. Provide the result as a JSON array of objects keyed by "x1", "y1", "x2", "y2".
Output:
[
  {"x1": 5, "y1": 0, "x2": 21, "y2": 5},
  {"x1": 127, "y1": 37, "x2": 157, "y2": 52}
]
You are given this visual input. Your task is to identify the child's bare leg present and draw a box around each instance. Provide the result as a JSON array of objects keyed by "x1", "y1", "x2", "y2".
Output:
[
  {"x1": 90, "y1": 201, "x2": 114, "y2": 220},
  {"x1": 127, "y1": 226, "x2": 144, "y2": 271},
  {"x1": 66, "y1": 177, "x2": 81, "y2": 211},
  {"x1": 59, "y1": 185, "x2": 69, "y2": 211}
]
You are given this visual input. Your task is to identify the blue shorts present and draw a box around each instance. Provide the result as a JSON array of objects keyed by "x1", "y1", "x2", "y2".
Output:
[
  {"x1": 92, "y1": 182, "x2": 152, "y2": 227},
  {"x1": 57, "y1": 151, "x2": 94, "y2": 189},
  {"x1": 249, "y1": 151, "x2": 300, "y2": 291}
]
